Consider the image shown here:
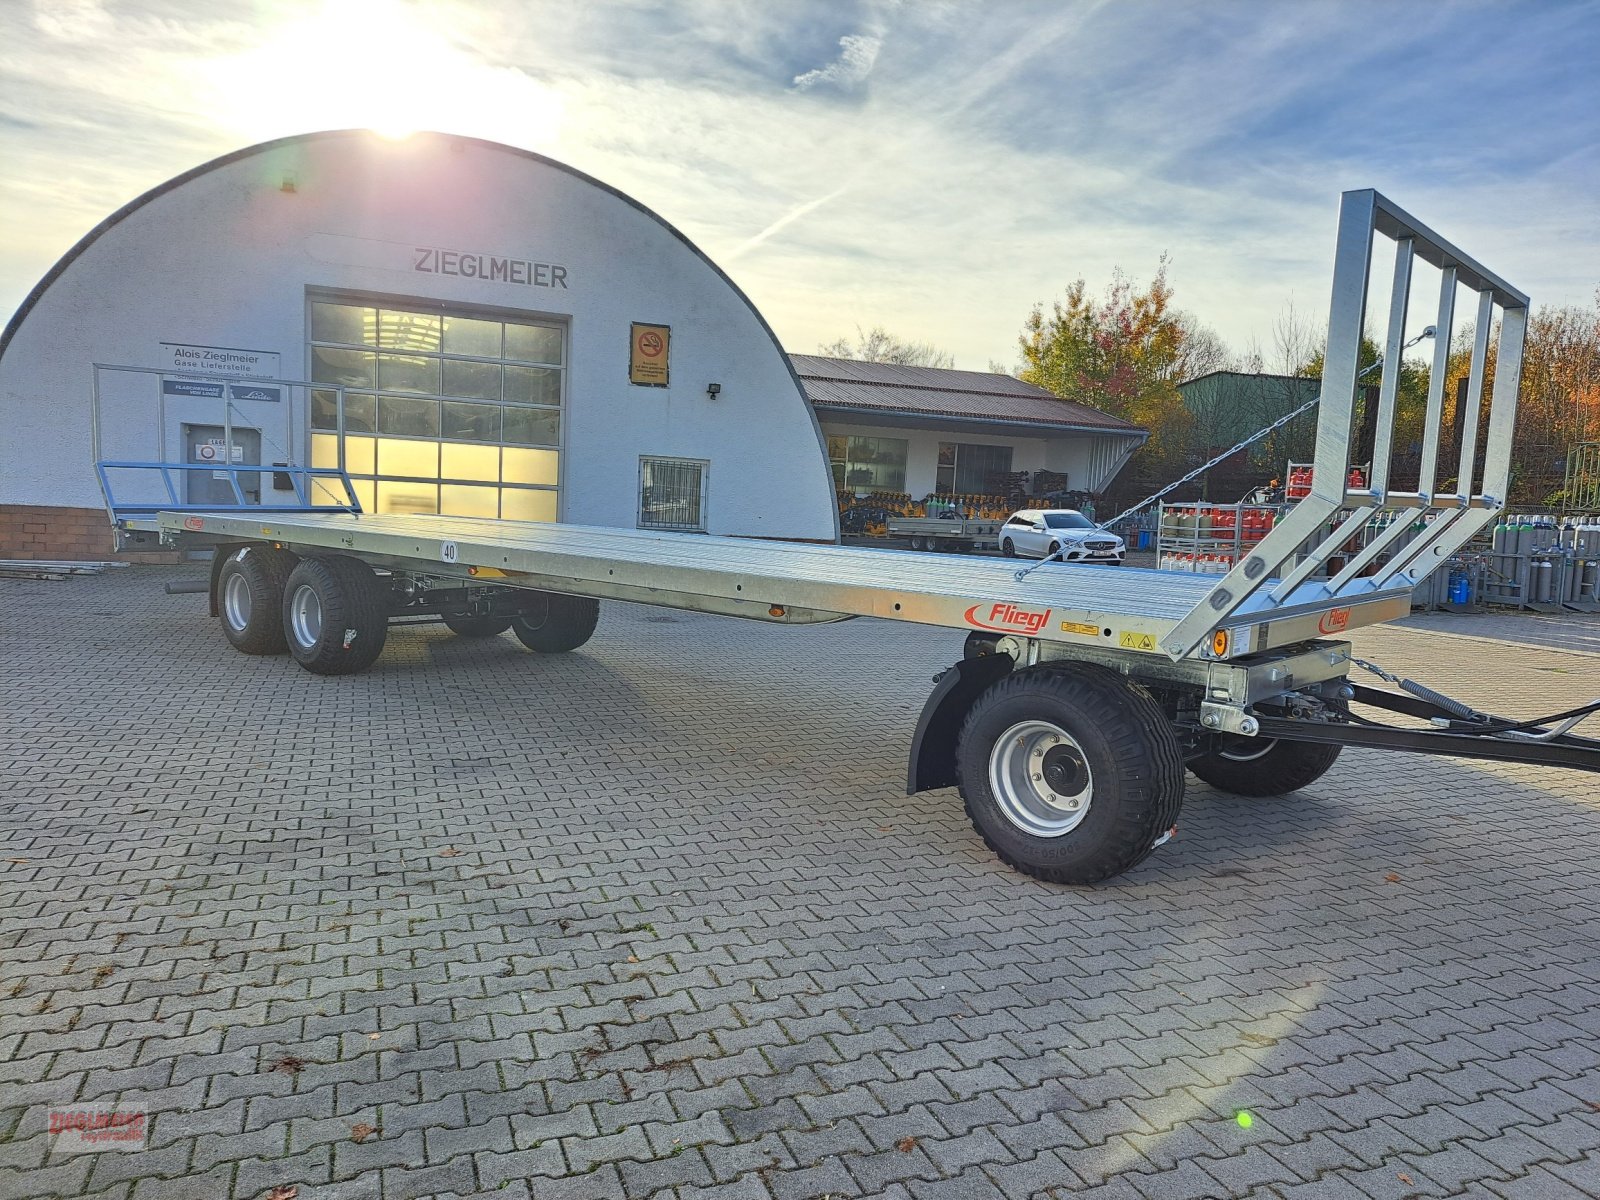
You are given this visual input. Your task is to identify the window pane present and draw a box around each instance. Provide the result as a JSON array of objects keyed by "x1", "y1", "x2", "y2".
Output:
[
  {"x1": 827, "y1": 436, "x2": 847, "y2": 462},
  {"x1": 442, "y1": 358, "x2": 501, "y2": 401},
  {"x1": 311, "y1": 433, "x2": 339, "y2": 469},
  {"x1": 504, "y1": 365, "x2": 561, "y2": 406},
  {"x1": 311, "y1": 389, "x2": 338, "y2": 430},
  {"x1": 344, "y1": 392, "x2": 376, "y2": 433},
  {"x1": 501, "y1": 487, "x2": 557, "y2": 522},
  {"x1": 441, "y1": 484, "x2": 499, "y2": 518},
  {"x1": 310, "y1": 302, "x2": 375, "y2": 346},
  {"x1": 502, "y1": 405, "x2": 560, "y2": 447},
  {"x1": 377, "y1": 437, "x2": 439, "y2": 477},
  {"x1": 842, "y1": 435, "x2": 907, "y2": 492},
  {"x1": 504, "y1": 323, "x2": 563, "y2": 365},
  {"x1": 377, "y1": 353, "x2": 440, "y2": 394},
  {"x1": 312, "y1": 347, "x2": 374, "y2": 388},
  {"x1": 344, "y1": 435, "x2": 376, "y2": 476},
  {"x1": 501, "y1": 446, "x2": 559, "y2": 486},
  {"x1": 377, "y1": 395, "x2": 440, "y2": 437},
  {"x1": 443, "y1": 316, "x2": 501, "y2": 358},
  {"x1": 954, "y1": 443, "x2": 1012, "y2": 493},
  {"x1": 441, "y1": 442, "x2": 499, "y2": 482},
  {"x1": 350, "y1": 478, "x2": 376, "y2": 513},
  {"x1": 441, "y1": 401, "x2": 501, "y2": 443},
  {"x1": 378, "y1": 310, "x2": 441, "y2": 352},
  {"x1": 377, "y1": 480, "x2": 439, "y2": 514}
]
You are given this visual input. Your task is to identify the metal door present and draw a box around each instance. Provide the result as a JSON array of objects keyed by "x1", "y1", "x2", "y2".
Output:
[{"x1": 183, "y1": 424, "x2": 261, "y2": 506}]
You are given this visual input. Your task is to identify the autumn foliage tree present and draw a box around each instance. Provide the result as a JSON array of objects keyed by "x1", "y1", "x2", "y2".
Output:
[{"x1": 1016, "y1": 259, "x2": 1227, "y2": 489}]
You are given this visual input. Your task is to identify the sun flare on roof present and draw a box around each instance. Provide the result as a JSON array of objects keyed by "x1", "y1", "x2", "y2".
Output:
[{"x1": 203, "y1": 0, "x2": 562, "y2": 147}]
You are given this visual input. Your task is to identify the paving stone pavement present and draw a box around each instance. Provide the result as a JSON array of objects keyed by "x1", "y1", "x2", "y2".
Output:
[{"x1": 2, "y1": 565, "x2": 1599, "y2": 1200}]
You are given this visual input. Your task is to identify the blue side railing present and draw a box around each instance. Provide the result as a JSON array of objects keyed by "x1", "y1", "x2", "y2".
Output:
[{"x1": 96, "y1": 461, "x2": 363, "y2": 522}]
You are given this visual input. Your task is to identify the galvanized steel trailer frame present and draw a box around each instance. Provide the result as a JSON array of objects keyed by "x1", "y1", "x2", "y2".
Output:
[{"x1": 106, "y1": 190, "x2": 1600, "y2": 883}]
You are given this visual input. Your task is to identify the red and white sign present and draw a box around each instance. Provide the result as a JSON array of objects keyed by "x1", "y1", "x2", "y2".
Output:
[{"x1": 964, "y1": 602, "x2": 1052, "y2": 635}]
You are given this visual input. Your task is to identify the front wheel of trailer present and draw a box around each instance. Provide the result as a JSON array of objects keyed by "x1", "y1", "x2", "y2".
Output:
[{"x1": 956, "y1": 665, "x2": 1184, "y2": 884}]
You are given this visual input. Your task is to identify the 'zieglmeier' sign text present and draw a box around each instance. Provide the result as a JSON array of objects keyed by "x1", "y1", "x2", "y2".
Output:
[{"x1": 414, "y1": 247, "x2": 569, "y2": 289}]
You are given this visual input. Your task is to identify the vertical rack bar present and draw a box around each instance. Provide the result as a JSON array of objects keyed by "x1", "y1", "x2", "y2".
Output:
[
  {"x1": 1310, "y1": 191, "x2": 1378, "y2": 502},
  {"x1": 1454, "y1": 290, "x2": 1495, "y2": 501},
  {"x1": 1478, "y1": 305, "x2": 1528, "y2": 502},
  {"x1": 1365, "y1": 238, "x2": 1414, "y2": 499},
  {"x1": 1415, "y1": 268, "x2": 1457, "y2": 499}
]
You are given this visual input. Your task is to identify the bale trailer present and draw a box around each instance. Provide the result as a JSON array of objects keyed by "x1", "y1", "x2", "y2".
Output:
[{"x1": 101, "y1": 190, "x2": 1600, "y2": 884}]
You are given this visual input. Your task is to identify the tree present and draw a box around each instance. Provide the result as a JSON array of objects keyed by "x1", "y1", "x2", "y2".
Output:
[
  {"x1": 819, "y1": 326, "x2": 954, "y2": 368},
  {"x1": 1444, "y1": 292, "x2": 1600, "y2": 503},
  {"x1": 1015, "y1": 259, "x2": 1223, "y2": 487}
]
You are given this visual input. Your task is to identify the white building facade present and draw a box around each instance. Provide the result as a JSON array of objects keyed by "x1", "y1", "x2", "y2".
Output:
[{"x1": 0, "y1": 130, "x2": 839, "y2": 559}]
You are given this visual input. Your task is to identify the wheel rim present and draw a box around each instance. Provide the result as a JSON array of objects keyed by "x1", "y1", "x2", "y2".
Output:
[
  {"x1": 289, "y1": 583, "x2": 323, "y2": 648},
  {"x1": 989, "y1": 720, "x2": 1094, "y2": 837},
  {"x1": 1217, "y1": 735, "x2": 1280, "y2": 763},
  {"x1": 1002, "y1": 539, "x2": 1015, "y2": 557},
  {"x1": 518, "y1": 595, "x2": 549, "y2": 630},
  {"x1": 223, "y1": 572, "x2": 251, "y2": 631}
]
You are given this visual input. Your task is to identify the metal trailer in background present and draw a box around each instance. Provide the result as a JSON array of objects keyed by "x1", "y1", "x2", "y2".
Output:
[
  {"x1": 884, "y1": 512, "x2": 1002, "y2": 553},
  {"x1": 101, "y1": 190, "x2": 1600, "y2": 885}
]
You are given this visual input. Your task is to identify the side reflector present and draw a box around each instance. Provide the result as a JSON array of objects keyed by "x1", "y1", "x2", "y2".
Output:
[
  {"x1": 768, "y1": 605, "x2": 786, "y2": 618},
  {"x1": 1212, "y1": 630, "x2": 1229, "y2": 657}
]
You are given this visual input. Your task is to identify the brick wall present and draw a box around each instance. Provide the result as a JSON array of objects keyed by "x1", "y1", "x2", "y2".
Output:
[{"x1": 0, "y1": 504, "x2": 179, "y2": 563}]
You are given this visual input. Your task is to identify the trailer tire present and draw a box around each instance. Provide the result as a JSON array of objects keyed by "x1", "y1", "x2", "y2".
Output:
[
  {"x1": 956, "y1": 664, "x2": 1184, "y2": 885},
  {"x1": 217, "y1": 546, "x2": 295, "y2": 655},
  {"x1": 1188, "y1": 737, "x2": 1342, "y2": 796},
  {"x1": 282, "y1": 556, "x2": 389, "y2": 675},
  {"x1": 442, "y1": 613, "x2": 513, "y2": 638},
  {"x1": 511, "y1": 592, "x2": 599, "y2": 654}
]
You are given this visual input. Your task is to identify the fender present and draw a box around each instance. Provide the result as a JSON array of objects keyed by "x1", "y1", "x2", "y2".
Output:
[{"x1": 906, "y1": 652, "x2": 1014, "y2": 794}]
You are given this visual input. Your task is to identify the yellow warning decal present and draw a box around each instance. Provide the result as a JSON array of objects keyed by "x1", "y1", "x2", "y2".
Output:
[
  {"x1": 1118, "y1": 630, "x2": 1158, "y2": 652},
  {"x1": 1059, "y1": 620, "x2": 1098, "y2": 637}
]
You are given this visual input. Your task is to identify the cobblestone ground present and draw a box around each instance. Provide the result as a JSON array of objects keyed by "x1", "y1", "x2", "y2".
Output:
[{"x1": 2, "y1": 566, "x2": 1599, "y2": 1200}]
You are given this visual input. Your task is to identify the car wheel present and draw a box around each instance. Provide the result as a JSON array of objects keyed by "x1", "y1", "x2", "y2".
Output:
[{"x1": 1001, "y1": 538, "x2": 1016, "y2": 558}]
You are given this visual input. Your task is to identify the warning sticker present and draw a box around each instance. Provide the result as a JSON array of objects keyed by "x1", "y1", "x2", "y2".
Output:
[
  {"x1": 629, "y1": 323, "x2": 670, "y2": 387},
  {"x1": 1118, "y1": 630, "x2": 1158, "y2": 652},
  {"x1": 1059, "y1": 620, "x2": 1099, "y2": 637}
]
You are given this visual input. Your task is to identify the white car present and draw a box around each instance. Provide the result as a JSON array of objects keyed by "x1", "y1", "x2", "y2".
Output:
[{"x1": 999, "y1": 509, "x2": 1125, "y2": 564}]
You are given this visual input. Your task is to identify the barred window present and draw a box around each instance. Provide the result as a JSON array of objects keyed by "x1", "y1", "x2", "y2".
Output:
[{"x1": 638, "y1": 457, "x2": 708, "y2": 532}]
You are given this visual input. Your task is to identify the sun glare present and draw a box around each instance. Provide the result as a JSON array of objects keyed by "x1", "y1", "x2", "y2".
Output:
[{"x1": 205, "y1": 0, "x2": 563, "y2": 148}]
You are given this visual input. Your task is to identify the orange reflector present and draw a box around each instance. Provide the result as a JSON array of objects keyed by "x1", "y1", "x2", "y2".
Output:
[
  {"x1": 1212, "y1": 630, "x2": 1229, "y2": 657},
  {"x1": 769, "y1": 605, "x2": 786, "y2": 617},
  {"x1": 468, "y1": 565, "x2": 479, "y2": 575}
]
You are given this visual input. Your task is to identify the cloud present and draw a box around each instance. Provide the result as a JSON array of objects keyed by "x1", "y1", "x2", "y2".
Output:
[
  {"x1": 792, "y1": 32, "x2": 883, "y2": 92},
  {"x1": 31, "y1": 0, "x2": 112, "y2": 42}
]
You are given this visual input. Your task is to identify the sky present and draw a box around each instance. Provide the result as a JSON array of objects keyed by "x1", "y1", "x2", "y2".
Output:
[{"x1": 2, "y1": 0, "x2": 1598, "y2": 372}]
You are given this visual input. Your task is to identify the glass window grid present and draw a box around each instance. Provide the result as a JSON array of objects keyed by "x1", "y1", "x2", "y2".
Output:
[{"x1": 308, "y1": 296, "x2": 565, "y2": 520}]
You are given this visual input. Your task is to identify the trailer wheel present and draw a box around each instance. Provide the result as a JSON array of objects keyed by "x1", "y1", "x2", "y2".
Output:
[
  {"x1": 511, "y1": 591, "x2": 600, "y2": 653},
  {"x1": 442, "y1": 613, "x2": 513, "y2": 638},
  {"x1": 1188, "y1": 737, "x2": 1342, "y2": 796},
  {"x1": 956, "y1": 665, "x2": 1184, "y2": 884},
  {"x1": 282, "y1": 556, "x2": 389, "y2": 675},
  {"x1": 217, "y1": 546, "x2": 295, "y2": 655}
]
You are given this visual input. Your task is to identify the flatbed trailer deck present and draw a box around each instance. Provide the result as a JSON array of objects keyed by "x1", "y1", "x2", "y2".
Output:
[{"x1": 101, "y1": 190, "x2": 1600, "y2": 883}]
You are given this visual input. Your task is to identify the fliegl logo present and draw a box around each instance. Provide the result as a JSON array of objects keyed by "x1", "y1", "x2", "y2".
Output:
[
  {"x1": 964, "y1": 602, "x2": 1052, "y2": 635},
  {"x1": 1318, "y1": 607, "x2": 1352, "y2": 634}
]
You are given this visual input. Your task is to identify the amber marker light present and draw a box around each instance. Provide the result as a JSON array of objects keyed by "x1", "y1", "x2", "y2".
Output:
[
  {"x1": 769, "y1": 605, "x2": 787, "y2": 617},
  {"x1": 1212, "y1": 630, "x2": 1229, "y2": 657}
]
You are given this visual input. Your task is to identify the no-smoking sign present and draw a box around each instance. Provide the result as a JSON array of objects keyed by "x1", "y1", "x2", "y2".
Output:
[{"x1": 629, "y1": 322, "x2": 670, "y2": 387}]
